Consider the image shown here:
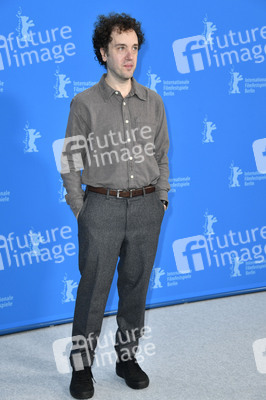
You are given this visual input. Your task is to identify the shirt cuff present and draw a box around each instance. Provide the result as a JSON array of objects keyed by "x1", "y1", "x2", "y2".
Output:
[
  {"x1": 65, "y1": 195, "x2": 84, "y2": 218},
  {"x1": 156, "y1": 189, "x2": 169, "y2": 203}
]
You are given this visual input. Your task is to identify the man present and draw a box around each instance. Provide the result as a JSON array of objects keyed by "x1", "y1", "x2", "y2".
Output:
[{"x1": 61, "y1": 12, "x2": 170, "y2": 399}]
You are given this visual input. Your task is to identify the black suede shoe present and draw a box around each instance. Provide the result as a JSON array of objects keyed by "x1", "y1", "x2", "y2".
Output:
[
  {"x1": 69, "y1": 366, "x2": 95, "y2": 399},
  {"x1": 116, "y1": 357, "x2": 149, "y2": 389}
]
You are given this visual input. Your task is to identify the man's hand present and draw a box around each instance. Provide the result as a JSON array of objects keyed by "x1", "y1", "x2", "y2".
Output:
[
  {"x1": 75, "y1": 207, "x2": 82, "y2": 219},
  {"x1": 161, "y1": 200, "x2": 168, "y2": 211}
]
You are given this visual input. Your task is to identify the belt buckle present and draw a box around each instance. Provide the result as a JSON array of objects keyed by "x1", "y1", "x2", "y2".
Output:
[
  {"x1": 116, "y1": 189, "x2": 122, "y2": 198},
  {"x1": 129, "y1": 189, "x2": 134, "y2": 198}
]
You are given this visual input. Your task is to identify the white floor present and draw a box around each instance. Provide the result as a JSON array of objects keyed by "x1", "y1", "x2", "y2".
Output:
[{"x1": 1, "y1": 291, "x2": 266, "y2": 400}]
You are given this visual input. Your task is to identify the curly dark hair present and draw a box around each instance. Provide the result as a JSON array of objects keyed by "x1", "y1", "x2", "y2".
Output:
[{"x1": 92, "y1": 12, "x2": 145, "y2": 68}]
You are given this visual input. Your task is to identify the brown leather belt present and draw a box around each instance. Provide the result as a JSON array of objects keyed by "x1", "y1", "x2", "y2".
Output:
[{"x1": 86, "y1": 185, "x2": 155, "y2": 198}]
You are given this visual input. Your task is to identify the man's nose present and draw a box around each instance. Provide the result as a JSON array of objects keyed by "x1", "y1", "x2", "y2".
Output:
[{"x1": 125, "y1": 50, "x2": 133, "y2": 59}]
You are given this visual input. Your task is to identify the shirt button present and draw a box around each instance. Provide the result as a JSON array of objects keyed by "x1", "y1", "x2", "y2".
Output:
[
  {"x1": 130, "y1": 175, "x2": 134, "y2": 179},
  {"x1": 115, "y1": 91, "x2": 119, "y2": 94},
  {"x1": 129, "y1": 156, "x2": 133, "y2": 160},
  {"x1": 127, "y1": 138, "x2": 131, "y2": 142},
  {"x1": 125, "y1": 119, "x2": 129, "y2": 123},
  {"x1": 123, "y1": 101, "x2": 126, "y2": 106}
]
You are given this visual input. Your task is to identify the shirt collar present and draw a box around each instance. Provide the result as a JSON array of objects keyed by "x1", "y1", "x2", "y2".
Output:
[{"x1": 99, "y1": 73, "x2": 147, "y2": 102}]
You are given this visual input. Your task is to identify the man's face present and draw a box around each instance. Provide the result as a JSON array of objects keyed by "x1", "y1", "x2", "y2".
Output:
[{"x1": 100, "y1": 28, "x2": 138, "y2": 82}]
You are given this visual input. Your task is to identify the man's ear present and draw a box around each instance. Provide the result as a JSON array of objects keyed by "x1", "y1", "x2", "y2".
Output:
[{"x1": 100, "y1": 48, "x2": 107, "y2": 62}]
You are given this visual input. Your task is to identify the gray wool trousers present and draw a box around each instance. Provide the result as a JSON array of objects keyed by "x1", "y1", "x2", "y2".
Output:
[{"x1": 69, "y1": 187, "x2": 165, "y2": 369}]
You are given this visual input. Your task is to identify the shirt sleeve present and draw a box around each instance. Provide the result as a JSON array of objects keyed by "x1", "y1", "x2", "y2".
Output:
[
  {"x1": 60, "y1": 97, "x2": 89, "y2": 217},
  {"x1": 154, "y1": 96, "x2": 171, "y2": 203}
]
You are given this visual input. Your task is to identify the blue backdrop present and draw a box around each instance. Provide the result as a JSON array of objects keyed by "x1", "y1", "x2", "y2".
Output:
[{"x1": 1, "y1": 0, "x2": 266, "y2": 335}]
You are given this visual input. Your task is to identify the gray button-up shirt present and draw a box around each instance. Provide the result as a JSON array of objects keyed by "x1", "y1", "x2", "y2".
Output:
[{"x1": 61, "y1": 74, "x2": 170, "y2": 216}]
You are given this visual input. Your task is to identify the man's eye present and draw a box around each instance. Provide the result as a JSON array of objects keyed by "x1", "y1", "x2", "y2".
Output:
[
  {"x1": 133, "y1": 47, "x2": 138, "y2": 51},
  {"x1": 118, "y1": 46, "x2": 125, "y2": 51}
]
